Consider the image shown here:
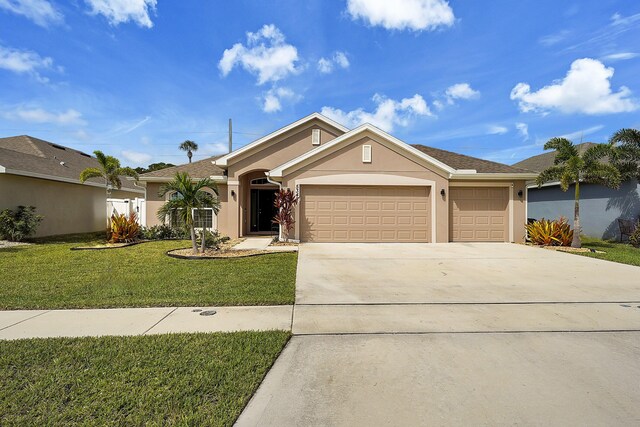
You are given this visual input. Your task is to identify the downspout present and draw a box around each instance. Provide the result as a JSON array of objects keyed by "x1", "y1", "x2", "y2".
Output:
[{"x1": 265, "y1": 172, "x2": 283, "y2": 241}]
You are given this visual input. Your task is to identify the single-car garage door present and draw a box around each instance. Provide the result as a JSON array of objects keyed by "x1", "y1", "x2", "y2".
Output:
[
  {"x1": 450, "y1": 187, "x2": 509, "y2": 242},
  {"x1": 301, "y1": 185, "x2": 430, "y2": 242}
]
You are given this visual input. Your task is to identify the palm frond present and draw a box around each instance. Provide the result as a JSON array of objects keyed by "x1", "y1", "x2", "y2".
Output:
[
  {"x1": 79, "y1": 168, "x2": 104, "y2": 183},
  {"x1": 543, "y1": 137, "x2": 578, "y2": 164},
  {"x1": 609, "y1": 128, "x2": 640, "y2": 149},
  {"x1": 536, "y1": 165, "x2": 564, "y2": 187},
  {"x1": 583, "y1": 163, "x2": 621, "y2": 189}
]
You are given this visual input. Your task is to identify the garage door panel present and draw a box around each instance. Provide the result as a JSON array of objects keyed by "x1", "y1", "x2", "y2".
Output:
[
  {"x1": 450, "y1": 187, "x2": 509, "y2": 242},
  {"x1": 301, "y1": 185, "x2": 430, "y2": 242}
]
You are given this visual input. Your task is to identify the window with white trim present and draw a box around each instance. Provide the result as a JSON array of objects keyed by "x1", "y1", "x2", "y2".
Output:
[
  {"x1": 193, "y1": 208, "x2": 214, "y2": 229},
  {"x1": 362, "y1": 145, "x2": 372, "y2": 163},
  {"x1": 312, "y1": 128, "x2": 321, "y2": 145}
]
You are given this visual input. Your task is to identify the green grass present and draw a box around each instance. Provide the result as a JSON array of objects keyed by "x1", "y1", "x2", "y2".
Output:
[
  {"x1": 577, "y1": 237, "x2": 640, "y2": 267},
  {"x1": 0, "y1": 331, "x2": 289, "y2": 426},
  {"x1": 0, "y1": 233, "x2": 297, "y2": 309}
]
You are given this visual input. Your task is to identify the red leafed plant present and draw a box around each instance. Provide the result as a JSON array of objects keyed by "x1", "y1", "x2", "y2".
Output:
[
  {"x1": 272, "y1": 188, "x2": 299, "y2": 242},
  {"x1": 108, "y1": 212, "x2": 140, "y2": 243}
]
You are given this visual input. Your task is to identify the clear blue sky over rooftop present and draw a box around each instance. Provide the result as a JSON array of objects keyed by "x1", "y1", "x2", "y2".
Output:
[{"x1": 1, "y1": 0, "x2": 639, "y2": 167}]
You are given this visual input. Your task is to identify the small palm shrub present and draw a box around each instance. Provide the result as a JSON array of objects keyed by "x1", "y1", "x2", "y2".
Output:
[
  {"x1": 525, "y1": 217, "x2": 574, "y2": 246},
  {"x1": 196, "y1": 230, "x2": 230, "y2": 250},
  {"x1": 0, "y1": 206, "x2": 43, "y2": 242},
  {"x1": 108, "y1": 212, "x2": 140, "y2": 243},
  {"x1": 629, "y1": 222, "x2": 640, "y2": 248}
]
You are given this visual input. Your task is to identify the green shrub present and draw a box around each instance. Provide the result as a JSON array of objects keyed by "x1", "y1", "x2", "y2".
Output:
[
  {"x1": 108, "y1": 213, "x2": 140, "y2": 243},
  {"x1": 140, "y1": 224, "x2": 189, "y2": 240},
  {"x1": 629, "y1": 222, "x2": 640, "y2": 248},
  {"x1": 0, "y1": 206, "x2": 43, "y2": 242},
  {"x1": 525, "y1": 217, "x2": 573, "y2": 246},
  {"x1": 196, "y1": 230, "x2": 230, "y2": 250}
]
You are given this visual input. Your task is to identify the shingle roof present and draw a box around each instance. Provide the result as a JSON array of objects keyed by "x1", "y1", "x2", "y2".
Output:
[
  {"x1": 0, "y1": 135, "x2": 141, "y2": 191},
  {"x1": 140, "y1": 155, "x2": 225, "y2": 179},
  {"x1": 411, "y1": 144, "x2": 534, "y2": 174},
  {"x1": 511, "y1": 142, "x2": 599, "y2": 172}
]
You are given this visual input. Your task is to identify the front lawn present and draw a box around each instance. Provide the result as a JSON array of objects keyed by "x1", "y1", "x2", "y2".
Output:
[
  {"x1": 0, "y1": 234, "x2": 297, "y2": 309},
  {"x1": 0, "y1": 331, "x2": 289, "y2": 426},
  {"x1": 578, "y1": 237, "x2": 640, "y2": 267}
]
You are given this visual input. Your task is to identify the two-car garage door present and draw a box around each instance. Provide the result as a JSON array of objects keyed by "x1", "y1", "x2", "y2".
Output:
[
  {"x1": 300, "y1": 185, "x2": 430, "y2": 242},
  {"x1": 299, "y1": 185, "x2": 510, "y2": 243}
]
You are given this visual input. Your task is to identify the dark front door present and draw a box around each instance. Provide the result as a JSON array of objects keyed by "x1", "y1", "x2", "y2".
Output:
[{"x1": 250, "y1": 189, "x2": 277, "y2": 232}]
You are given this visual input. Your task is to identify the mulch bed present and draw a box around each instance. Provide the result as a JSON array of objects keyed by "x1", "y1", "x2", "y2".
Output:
[
  {"x1": 167, "y1": 247, "x2": 274, "y2": 259},
  {"x1": 525, "y1": 243, "x2": 605, "y2": 254},
  {"x1": 0, "y1": 240, "x2": 32, "y2": 249},
  {"x1": 71, "y1": 241, "x2": 145, "y2": 250}
]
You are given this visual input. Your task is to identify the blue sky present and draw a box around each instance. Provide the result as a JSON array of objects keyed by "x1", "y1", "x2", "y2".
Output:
[{"x1": 1, "y1": 0, "x2": 639, "y2": 167}]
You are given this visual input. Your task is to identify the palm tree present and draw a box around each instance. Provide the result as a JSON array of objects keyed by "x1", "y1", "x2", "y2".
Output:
[
  {"x1": 536, "y1": 138, "x2": 621, "y2": 248},
  {"x1": 609, "y1": 128, "x2": 640, "y2": 181},
  {"x1": 79, "y1": 151, "x2": 138, "y2": 227},
  {"x1": 179, "y1": 140, "x2": 198, "y2": 163},
  {"x1": 157, "y1": 172, "x2": 220, "y2": 254}
]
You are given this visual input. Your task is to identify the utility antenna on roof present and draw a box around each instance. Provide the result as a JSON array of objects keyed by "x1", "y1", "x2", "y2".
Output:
[{"x1": 228, "y1": 118, "x2": 232, "y2": 153}]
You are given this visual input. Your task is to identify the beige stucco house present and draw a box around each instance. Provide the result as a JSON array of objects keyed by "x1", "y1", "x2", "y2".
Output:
[
  {"x1": 0, "y1": 135, "x2": 143, "y2": 237},
  {"x1": 137, "y1": 113, "x2": 537, "y2": 243}
]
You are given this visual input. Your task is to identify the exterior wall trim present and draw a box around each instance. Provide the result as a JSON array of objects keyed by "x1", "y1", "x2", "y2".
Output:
[
  {"x1": 2, "y1": 168, "x2": 145, "y2": 194},
  {"x1": 214, "y1": 113, "x2": 349, "y2": 167}
]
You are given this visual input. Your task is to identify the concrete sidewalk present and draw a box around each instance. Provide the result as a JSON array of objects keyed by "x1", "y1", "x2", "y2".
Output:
[{"x1": 0, "y1": 305, "x2": 293, "y2": 340}]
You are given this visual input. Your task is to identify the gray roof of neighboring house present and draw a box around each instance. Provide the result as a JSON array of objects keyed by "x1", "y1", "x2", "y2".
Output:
[
  {"x1": 139, "y1": 155, "x2": 225, "y2": 179},
  {"x1": 512, "y1": 142, "x2": 599, "y2": 172},
  {"x1": 0, "y1": 135, "x2": 141, "y2": 191},
  {"x1": 411, "y1": 144, "x2": 534, "y2": 174}
]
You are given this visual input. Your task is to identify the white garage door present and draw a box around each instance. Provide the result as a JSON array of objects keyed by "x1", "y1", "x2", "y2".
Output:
[{"x1": 300, "y1": 185, "x2": 430, "y2": 242}]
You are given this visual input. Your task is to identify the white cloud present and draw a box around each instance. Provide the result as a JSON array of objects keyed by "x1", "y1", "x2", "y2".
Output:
[
  {"x1": 321, "y1": 93, "x2": 432, "y2": 132},
  {"x1": 261, "y1": 87, "x2": 299, "y2": 113},
  {"x1": 4, "y1": 107, "x2": 86, "y2": 125},
  {"x1": 84, "y1": 0, "x2": 157, "y2": 28},
  {"x1": 346, "y1": 0, "x2": 454, "y2": 31},
  {"x1": 317, "y1": 51, "x2": 350, "y2": 74},
  {"x1": 219, "y1": 24, "x2": 300, "y2": 85},
  {"x1": 121, "y1": 150, "x2": 151, "y2": 165},
  {"x1": 601, "y1": 52, "x2": 639, "y2": 61},
  {"x1": 539, "y1": 30, "x2": 571, "y2": 47},
  {"x1": 515, "y1": 122, "x2": 529, "y2": 140},
  {"x1": 487, "y1": 125, "x2": 508, "y2": 135},
  {"x1": 0, "y1": 45, "x2": 58, "y2": 82},
  {"x1": 445, "y1": 83, "x2": 480, "y2": 104},
  {"x1": 510, "y1": 58, "x2": 638, "y2": 115},
  {"x1": 0, "y1": 0, "x2": 63, "y2": 27},
  {"x1": 559, "y1": 124, "x2": 604, "y2": 141}
]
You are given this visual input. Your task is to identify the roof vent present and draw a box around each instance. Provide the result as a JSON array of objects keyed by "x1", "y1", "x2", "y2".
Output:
[
  {"x1": 312, "y1": 129, "x2": 321, "y2": 146},
  {"x1": 60, "y1": 161, "x2": 66, "y2": 166},
  {"x1": 50, "y1": 143, "x2": 66, "y2": 150}
]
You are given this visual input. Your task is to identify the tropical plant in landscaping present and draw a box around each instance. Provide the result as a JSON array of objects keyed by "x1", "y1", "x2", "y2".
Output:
[
  {"x1": 536, "y1": 138, "x2": 621, "y2": 248},
  {"x1": 157, "y1": 172, "x2": 220, "y2": 254},
  {"x1": 0, "y1": 206, "x2": 43, "y2": 242},
  {"x1": 79, "y1": 151, "x2": 139, "y2": 194},
  {"x1": 609, "y1": 128, "x2": 640, "y2": 181},
  {"x1": 272, "y1": 188, "x2": 299, "y2": 242},
  {"x1": 629, "y1": 222, "x2": 640, "y2": 248},
  {"x1": 140, "y1": 224, "x2": 188, "y2": 240},
  {"x1": 108, "y1": 212, "x2": 141, "y2": 243},
  {"x1": 179, "y1": 140, "x2": 198, "y2": 163},
  {"x1": 525, "y1": 217, "x2": 574, "y2": 246}
]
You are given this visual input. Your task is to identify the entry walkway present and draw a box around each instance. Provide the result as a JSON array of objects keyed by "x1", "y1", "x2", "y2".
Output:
[{"x1": 0, "y1": 305, "x2": 293, "y2": 340}]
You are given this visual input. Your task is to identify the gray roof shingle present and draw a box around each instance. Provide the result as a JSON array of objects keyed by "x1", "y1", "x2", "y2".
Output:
[
  {"x1": 412, "y1": 144, "x2": 534, "y2": 174},
  {"x1": 0, "y1": 135, "x2": 141, "y2": 191},
  {"x1": 139, "y1": 155, "x2": 225, "y2": 179},
  {"x1": 512, "y1": 142, "x2": 599, "y2": 172}
]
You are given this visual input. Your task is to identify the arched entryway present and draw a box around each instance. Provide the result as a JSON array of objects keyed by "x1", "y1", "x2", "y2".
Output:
[{"x1": 239, "y1": 170, "x2": 279, "y2": 236}]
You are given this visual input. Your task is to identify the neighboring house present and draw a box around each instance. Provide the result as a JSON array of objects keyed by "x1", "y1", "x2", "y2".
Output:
[
  {"x1": 513, "y1": 142, "x2": 640, "y2": 240},
  {"x1": 0, "y1": 135, "x2": 144, "y2": 237},
  {"x1": 136, "y1": 113, "x2": 537, "y2": 243}
]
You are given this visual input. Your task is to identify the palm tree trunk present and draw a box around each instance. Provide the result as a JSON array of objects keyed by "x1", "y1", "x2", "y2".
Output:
[
  {"x1": 188, "y1": 151, "x2": 192, "y2": 163},
  {"x1": 200, "y1": 227, "x2": 206, "y2": 253},
  {"x1": 572, "y1": 181, "x2": 581, "y2": 248},
  {"x1": 190, "y1": 225, "x2": 197, "y2": 254}
]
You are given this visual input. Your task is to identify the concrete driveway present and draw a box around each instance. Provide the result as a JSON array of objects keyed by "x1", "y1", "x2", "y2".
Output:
[{"x1": 236, "y1": 243, "x2": 640, "y2": 426}]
